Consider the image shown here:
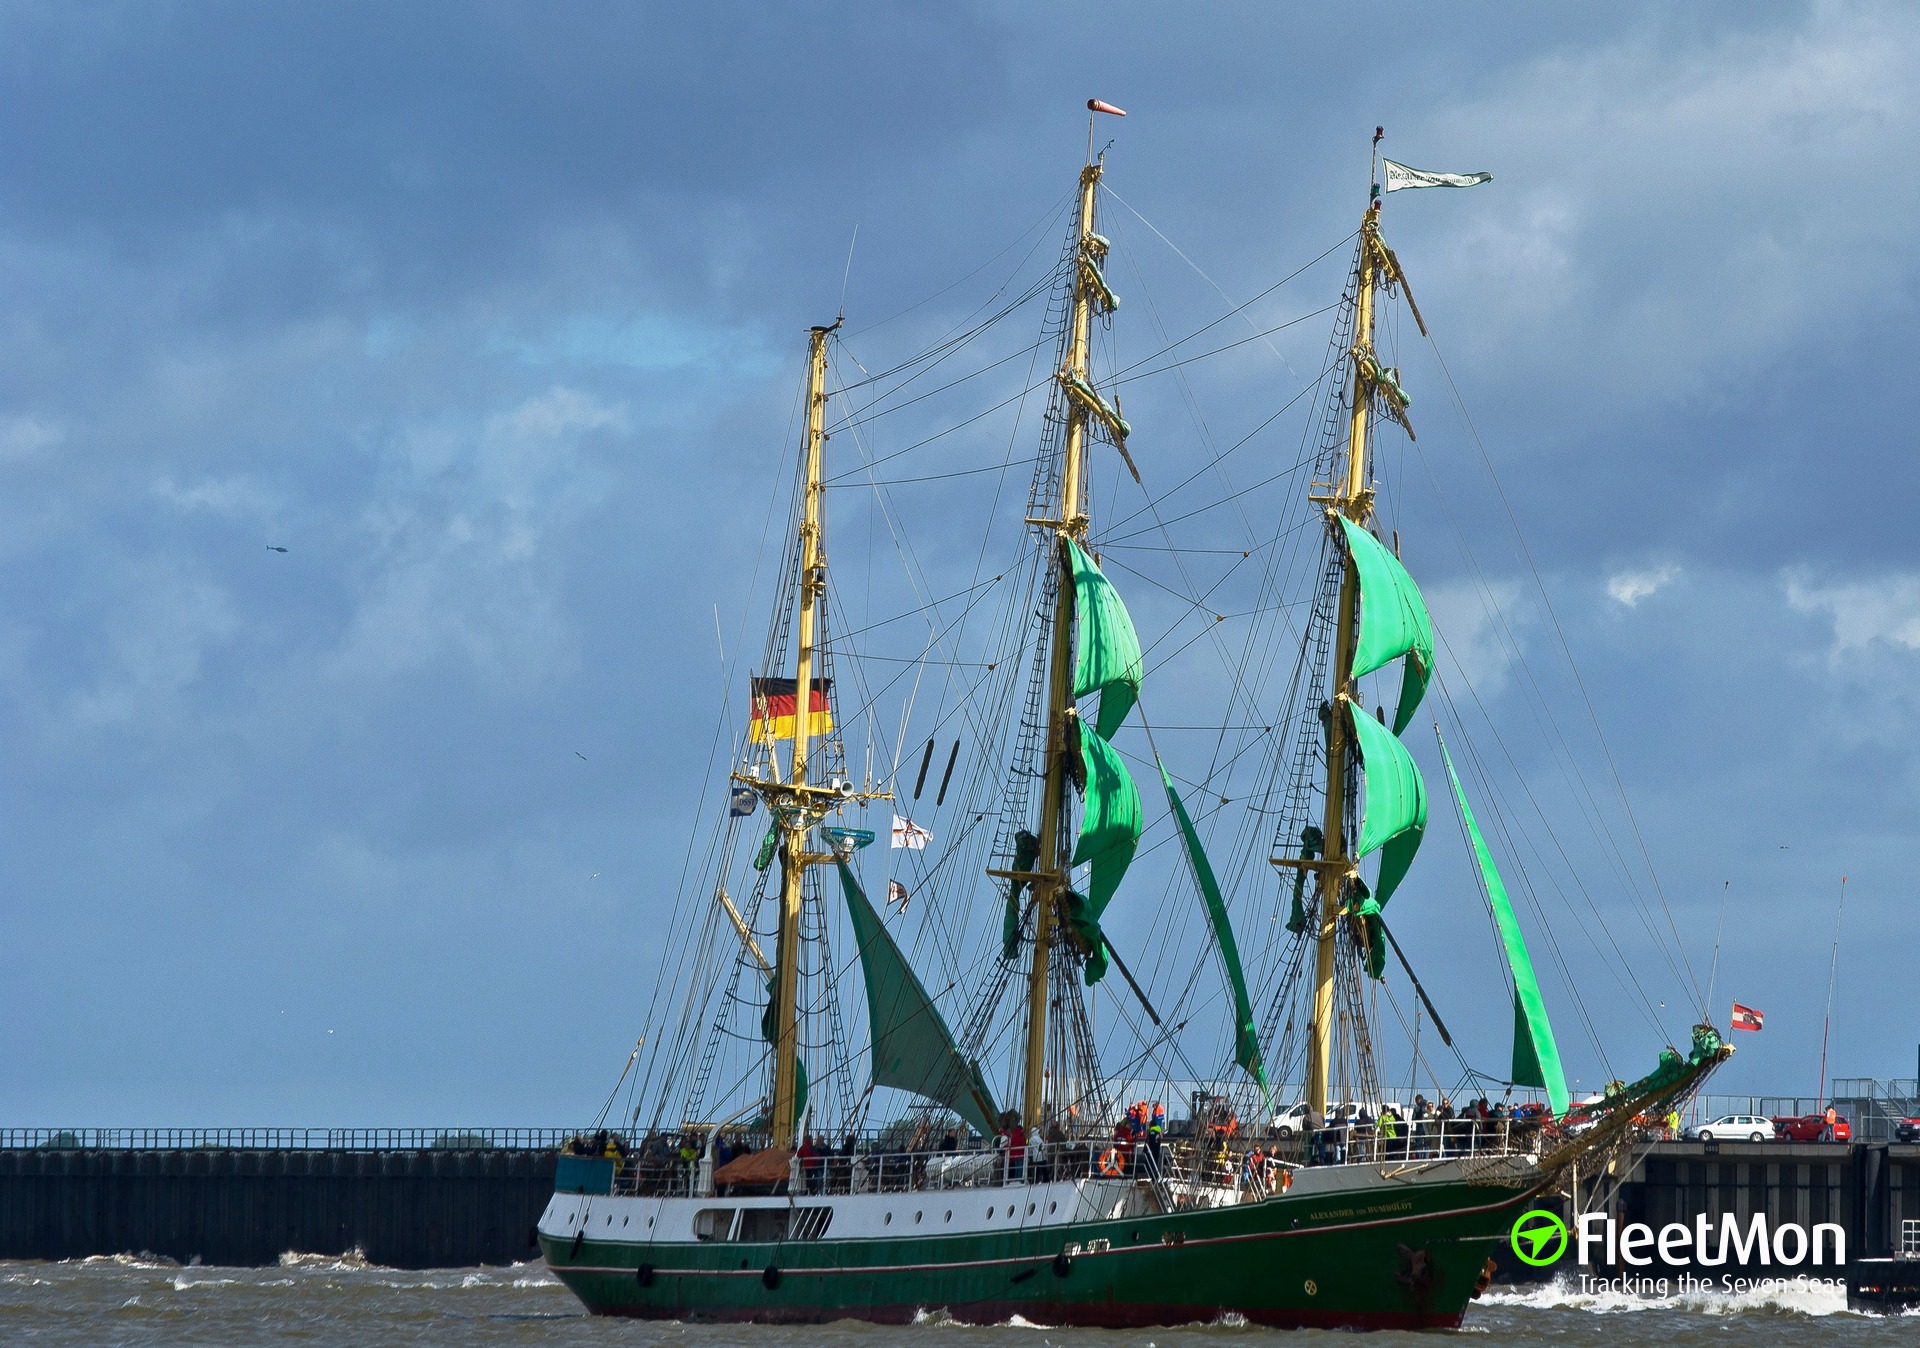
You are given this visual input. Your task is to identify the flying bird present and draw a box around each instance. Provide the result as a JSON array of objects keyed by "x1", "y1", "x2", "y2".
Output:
[
  {"x1": 266, "y1": 545, "x2": 288, "y2": 554},
  {"x1": 575, "y1": 751, "x2": 587, "y2": 761}
]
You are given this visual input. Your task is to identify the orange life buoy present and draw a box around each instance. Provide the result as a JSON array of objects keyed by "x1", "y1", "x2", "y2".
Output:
[{"x1": 1098, "y1": 1148, "x2": 1126, "y2": 1177}]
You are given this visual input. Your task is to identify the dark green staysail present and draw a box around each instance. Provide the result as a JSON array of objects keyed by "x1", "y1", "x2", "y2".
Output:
[
  {"x1": 1068, "y1": 719, "x2": 1141, "y2": 985},
  {"x1": 1337, "y1": 516, "x2": 1433, "y2": 734},
  {"x1": 837, "y1": 864, "x2": 998, "y2": 1136},
  {"x1": 760, "y1": 974, "x2": 808, "y2": 1127},
  {"x1": 1348, "y1": 703, "x2": 1427, "y2": 979},
  {"x1": 1068, "y1": 540, "x2": 1143, "y2": 739},
  {"x1": 1437, "y1": 736, "x2": 1570, "y2": 1116},
  {"x1": 1158, "y1": 760, "x2": 1267, "y2": 1096}
]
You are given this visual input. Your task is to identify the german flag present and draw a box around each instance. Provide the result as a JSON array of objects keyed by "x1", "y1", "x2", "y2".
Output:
[{"x1": 749, "y1": 676, "x2": 833, "y2": 743}]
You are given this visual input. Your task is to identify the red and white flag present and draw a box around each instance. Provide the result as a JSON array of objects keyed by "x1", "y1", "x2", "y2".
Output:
[
  {"x1": 1730, "y1": 1002, "x2": 1764, "y2": 1032},
  {"x1": 887, "y1": 879, "x2": 910, "y2": 911},
  {"x1": 890, "y1": 815, "x2": 931, "y2": 849}
]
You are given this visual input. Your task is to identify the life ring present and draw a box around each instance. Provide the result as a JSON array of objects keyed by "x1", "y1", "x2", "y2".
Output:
[
  {"x1": 1098, "y1": 1148, "x2": 1126, "y2": 1177},
  {"x1": 1279, "y1": 1167, "x2": 1293, "y2": 1193}
]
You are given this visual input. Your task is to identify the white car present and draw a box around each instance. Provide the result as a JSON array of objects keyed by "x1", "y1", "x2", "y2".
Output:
[{"x1": 1685, "y1": 1113, "x2": 1771, "y2": 1142}]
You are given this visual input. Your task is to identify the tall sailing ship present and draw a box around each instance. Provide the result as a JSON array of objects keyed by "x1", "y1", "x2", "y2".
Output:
[{"x1": 536, "y1": 109, "x2": 1729, "y2": 1328}]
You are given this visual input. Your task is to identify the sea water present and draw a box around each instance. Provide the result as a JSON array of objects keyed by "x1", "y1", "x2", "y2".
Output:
[{"x1": 2, "y1": 1256, "x2": 1912, "y2": 1346}]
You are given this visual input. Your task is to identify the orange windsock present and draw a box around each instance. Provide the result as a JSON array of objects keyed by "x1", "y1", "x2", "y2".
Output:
[{"x1": 1088, "y1": 99, "x2": 1127, "y2": 117}]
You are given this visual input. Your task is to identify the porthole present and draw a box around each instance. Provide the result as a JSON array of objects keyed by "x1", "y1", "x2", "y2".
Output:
[
  {"x1": 1047, "y1": 1202, "x2": 1056, "y2": 1214},
  {"x1": 622, "y1": 1216, "x2": 629, "y2": 1227},
  {"x1": 945, "y1": 1210, "x2": 952, "y2": 1222},
  {"x1": 605, "y1": 1214, "x2": 612, "y2": 1225},
  {"x1": 914, "y1": 1211, "x2": 923, "y2": 1223},
  {"x1": 647, "y1": 1217, "x2": 654, "y2": 1228},
  {"x1": 1028, "y1": 1204, "x2": 1036, "y2": 1216},
  {"x1": 883, "y1": 1212, "x2": 892, "y2": 1225},
  {"x1": 986, "y1": 1207, "x2": 995, "y2": 1218}
]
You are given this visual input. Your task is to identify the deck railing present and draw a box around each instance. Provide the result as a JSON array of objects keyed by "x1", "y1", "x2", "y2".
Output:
[{"x1": 608, "y1": 1119, "x2": 1540, "y2": 1202}]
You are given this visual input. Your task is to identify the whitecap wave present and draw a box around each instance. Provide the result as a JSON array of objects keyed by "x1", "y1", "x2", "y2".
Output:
[
  {"x1": 278, "y1": 1247, "x2": 381, "y2": 1271},
  {"x1": 1481, "y1": 1272, "x2": 1853, "y2": 1317}
]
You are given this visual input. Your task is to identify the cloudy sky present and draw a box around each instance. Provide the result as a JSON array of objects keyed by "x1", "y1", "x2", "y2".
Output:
[{"x1": 4, "y1": 1, "x2": 1916, "y2": 1125}]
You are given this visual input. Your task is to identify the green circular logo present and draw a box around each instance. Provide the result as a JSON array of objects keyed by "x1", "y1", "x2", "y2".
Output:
[{"x1": 1509, "y1": 1209, "x2": 1568, "y2": 1267}]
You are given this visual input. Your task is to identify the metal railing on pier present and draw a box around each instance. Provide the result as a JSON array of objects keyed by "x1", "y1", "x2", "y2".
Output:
[{"x1": 0, "y1": 1127, "x2": 583, "y2": 1152}]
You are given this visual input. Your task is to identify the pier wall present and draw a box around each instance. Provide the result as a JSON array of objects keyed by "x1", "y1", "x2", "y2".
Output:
[
  {"x1": 0, "y1": 1146, "x2": 555, "y2": 1269},
  {"x1": 5, "y1": 1135, "x2": 1915, "y2": 1275},
  {"x1": 1497, "y1": 1140, "x2": 1920, "y2": 1283}
]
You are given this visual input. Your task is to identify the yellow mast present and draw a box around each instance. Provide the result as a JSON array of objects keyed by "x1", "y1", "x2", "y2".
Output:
[
  {"x1": 1304, "y1": 203, "x2": 1382, "y2": 1115},
  {"x1": 1020, "y1": 154, "x2": 1103, "y2": 1131},
  {"x1": 768, "y1": 322, "x2": 835, "y2": 1150}
]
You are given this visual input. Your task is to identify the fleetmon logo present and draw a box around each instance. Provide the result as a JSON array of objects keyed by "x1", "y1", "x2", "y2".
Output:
[{"x1": 1509, "y1": 1209, "x2": 1569, "y2": 1266}]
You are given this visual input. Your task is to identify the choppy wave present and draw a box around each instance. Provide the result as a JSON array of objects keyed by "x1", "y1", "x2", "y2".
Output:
[
  {"x1": 1482, "y1": 1272, "x2": 1853, "y2": 1317},
  {"x1": 277, "y1": 1247, "x2": 380, "y2": 1271},
  {"x1": 65, "y1": 1252, "x2": 179, "y2": 1270}
]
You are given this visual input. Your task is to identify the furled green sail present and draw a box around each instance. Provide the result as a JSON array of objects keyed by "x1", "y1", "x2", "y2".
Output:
[
  {"x1": 760, "y1": 973, "x2": 808, "y2": 1127},
  {"x1": 1437, "y1": 736, "x2": 1570, "y2": 1116},
  {"x1": 1068, "y1": 718, "x2": 1140, "y2": 984},
  {"x1": 1348, "y1": 703, "x2": 1427, "y2": 979},
  {"x1": 1158, "y1": 760, "x2": 1267, "y2": 1096},
  {"x1": 836, "y1": 864, "x2": 998, "y2": 1136},
  {"x1": 1336, "y1": 516, "x2": 1433, "y2": 735},
  {"x1": 1068, "y1": 540, "x2": 1143, "y2": 739}
]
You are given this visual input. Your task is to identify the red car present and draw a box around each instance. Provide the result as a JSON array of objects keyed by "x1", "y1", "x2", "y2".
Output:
[
  {"x1": 1896, "y1": 1117, "x2": 1920, "y2": 1143},
  {"x1": 1772, "y1": 1113, "x2": 1852, "y2": 1142}
]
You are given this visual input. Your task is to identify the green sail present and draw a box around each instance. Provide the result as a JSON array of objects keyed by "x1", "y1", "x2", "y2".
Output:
[
  {"x1": 1337, "y1": 516, "x2": 1433, "y2": 735},
  {"x1": 1349, "y1": 702, "x2": 1426, "y2": 862},
  {"x1": 1068, "y1": 540, "x2": 1143, "y2": 739},
  {"x1": 1158, "y1": 760, "x2": 1267, "y2": 1096},
  {"x1": 1348, "y1": 703, "x2": 1427, "y2": 979},
  {"x1": 1068, "y1": 718, "x2": 1141, "y2": 984},
  {"x1": 836, "y1": 864, "x2": 998, "y2": 1136},
  {"x1": 1437, "y1": 736, "x2": 1570, "y2": 1116}
]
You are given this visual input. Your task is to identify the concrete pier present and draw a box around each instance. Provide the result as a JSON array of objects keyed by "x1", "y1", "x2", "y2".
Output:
[
  {"x1": 0, "y1": 1135, "x2": 559, "y2": 1268},
  {"x1": 4, "y1": 1133, "x2": 1916, "y2": 1277}
]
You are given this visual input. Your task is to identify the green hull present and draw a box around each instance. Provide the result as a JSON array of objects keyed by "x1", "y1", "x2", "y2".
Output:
[{"x1": 540, "y1": 1174, "x2": 1540, "y2": 1329}]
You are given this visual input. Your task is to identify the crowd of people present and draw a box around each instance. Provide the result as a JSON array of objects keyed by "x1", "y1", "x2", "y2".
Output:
[{"x1": 572, "y1": 1090, "x2": 1552, "y2": 1200}]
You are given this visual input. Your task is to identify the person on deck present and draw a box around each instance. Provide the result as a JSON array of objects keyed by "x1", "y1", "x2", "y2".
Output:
[
  {"x1": 1007, "y1": 1118, "x2": 1028, "y2": 1181},
  {"x1": 796, "y1": 1134, "x2": 820, "y2": 1193}
]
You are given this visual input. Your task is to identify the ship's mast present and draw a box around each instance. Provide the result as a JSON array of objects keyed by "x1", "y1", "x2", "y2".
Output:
[
  {"x1": 768, "y1": 322, "x2": 835, "y2": 1150},
  {"x1": 1020, "y1": 152, "x2": 1103, "y2": 1131},
  {"x1": 1304, "y1": 202, "x2": 1381, "y2": 1115}
]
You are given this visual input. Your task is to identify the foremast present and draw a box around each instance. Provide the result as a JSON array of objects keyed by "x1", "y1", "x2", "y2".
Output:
[
  {"x1": 737, "y1": 319, "x2": 888, "y2": 1151},
  {"x1": 1020, "y1": 152, "x2": 1105, "y2": 1132},
  {"x1": 1305, "y1": 201, "x2": 1390, "y2": 1115}
]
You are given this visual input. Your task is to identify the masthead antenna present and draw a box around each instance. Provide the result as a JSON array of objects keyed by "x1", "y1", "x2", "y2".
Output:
[{"x1": 838, "y1": 224, "x2": 859, "y2": 323}]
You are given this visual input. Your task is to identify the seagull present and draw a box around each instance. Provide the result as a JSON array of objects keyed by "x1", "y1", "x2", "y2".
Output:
[
  {"x1": 266, "y1": 545, "x2": 289, "y2": 554},
  {"x1": 575, "y1": 751, "x2": 587, "y2": 761},
  {"x1": 591, "y1": 872, "x2": 601, "y2": 880}
]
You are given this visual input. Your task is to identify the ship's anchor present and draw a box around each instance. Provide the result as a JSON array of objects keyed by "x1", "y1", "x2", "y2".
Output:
[{"x1": 1394, "y1": 1242, "x2": 1436, "y2": 1313}]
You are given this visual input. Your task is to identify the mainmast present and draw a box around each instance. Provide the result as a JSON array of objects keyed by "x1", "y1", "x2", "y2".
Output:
[
  {"x1": 1020, "y1": 151, "x2": 1104, "y2": 1131},
  {"x1": 1304, "y1": 202, "x2": 1382, "y2": 1115}
]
